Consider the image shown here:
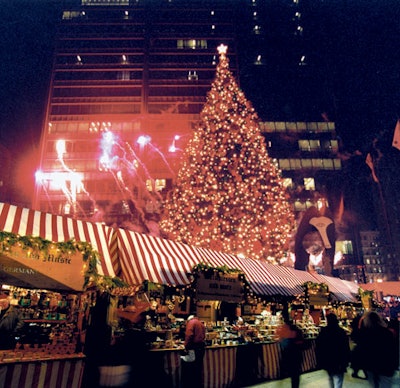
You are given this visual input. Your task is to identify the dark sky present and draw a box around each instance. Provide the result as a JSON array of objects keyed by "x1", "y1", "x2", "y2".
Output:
[{"x1": 0, "y1": 0, "x2": 399, "y2": 155}]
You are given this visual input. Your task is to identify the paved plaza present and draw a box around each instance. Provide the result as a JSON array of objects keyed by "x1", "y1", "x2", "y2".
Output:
[{"x1": 246, "y1": 368, "x2": 400, "y2": 387}]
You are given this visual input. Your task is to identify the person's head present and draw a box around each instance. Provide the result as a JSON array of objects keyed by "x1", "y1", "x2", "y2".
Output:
[
  {"x1": 0, "y1": 298, "x2": 10, "y2": 311},
  {"x1": 326, "y1": 313, "x2": 339, "y2": 327},
  {"x1": 361, "y1": 311, "x2": 387, "y2": 329}
]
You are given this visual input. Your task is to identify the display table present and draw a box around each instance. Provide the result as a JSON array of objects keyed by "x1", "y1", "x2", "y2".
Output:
[
  {"x1": 148, "y1": 339, "x2": 317, "y2": 388},
  {"x1": 0, "y1": 354, "x2": 85, "y2": 388}
]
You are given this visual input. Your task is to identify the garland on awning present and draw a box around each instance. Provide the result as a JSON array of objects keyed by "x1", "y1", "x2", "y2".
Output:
[
  {"x1": 301, "y1": 281, "x2": 329, "y2": 294},
  {"x1": 191, "y1": 262, "x2": 244, "y2": 275},
  {"x1": 358, "y1": 287, "x2": 374, "y2": 298},
  {"x1": 0, "y1": 231, "x2": 128, "y2": 292}
]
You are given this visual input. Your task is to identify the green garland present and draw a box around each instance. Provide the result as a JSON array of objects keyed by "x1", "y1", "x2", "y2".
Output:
[
  {"x1": 191, "y1": 262, "x2": 243, "y2": 275},
  {"x1": 0, "y1": 231, "x2": 128, "y2": 292},
  {"x1": 358, "y1": 288, "x2": 374, "y2": 298},
  {"x1": 301, "y1": 281, "x2": 329, "y2": 293}
]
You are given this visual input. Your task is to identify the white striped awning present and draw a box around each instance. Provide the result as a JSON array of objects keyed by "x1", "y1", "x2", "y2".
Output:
[
  {"x1": 310, "y1": 273, "x2": 358, "y2": 302},
  {"x1": 116, "y1": 228, "x2": 314, "y2": 298},
  {"x1": 0, "y1": 202, "x2": 116, "y2": 278}
]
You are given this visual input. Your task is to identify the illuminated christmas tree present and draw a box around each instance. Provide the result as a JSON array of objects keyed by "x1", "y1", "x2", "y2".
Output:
[{"x1": 160, "y1": 45, "x2": 294, "y2": 264}]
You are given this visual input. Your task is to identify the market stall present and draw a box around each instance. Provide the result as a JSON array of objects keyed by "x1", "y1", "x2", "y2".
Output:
[
  {"x1": 110, "y1": 229, "x2": 334, "y2": 387},
  {"x1": 0, "y1": 202, "x2": 122, "y2": 388}
]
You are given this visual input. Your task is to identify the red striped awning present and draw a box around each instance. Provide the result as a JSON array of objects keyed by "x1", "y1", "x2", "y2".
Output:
[
  {"x1": 310, "y1": 273, "x2": 358, "y2": 302},
  {"x1": 0, "y1": 202, "x2": 116, "y2": 278},
  {"x1": 116, "y1": 229, "x2": 314, "y2": 297}
]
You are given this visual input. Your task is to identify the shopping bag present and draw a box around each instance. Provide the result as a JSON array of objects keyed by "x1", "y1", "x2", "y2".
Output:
[{"x1": 180, "y1": 349, "x2": 196, "y2": 362}]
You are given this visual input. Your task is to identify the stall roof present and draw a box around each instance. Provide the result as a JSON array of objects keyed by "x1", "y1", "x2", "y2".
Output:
[
  {"x1": 116, "y1": 228, "x2": 318, "y2": 298},
  {"x1": 310, "y1": 273, "x2": 358, "y2": 302},
  {"x1": 0, "y1": 202, "x2": 116, "y2": 278},
  {"x1": 360, "y1": 282, "x2": 400, "y2": 297}
]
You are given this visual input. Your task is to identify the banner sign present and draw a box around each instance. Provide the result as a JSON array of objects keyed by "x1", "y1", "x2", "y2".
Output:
[
  {"x1": 195, "y1": 272, "x2": 243, "y2": 303},
  {"x1": 0, "y1": 246, "x2": 85, "y2": 291},
  {"x1": 309, "y1": 293, "x2": 329, "y2": 307}
]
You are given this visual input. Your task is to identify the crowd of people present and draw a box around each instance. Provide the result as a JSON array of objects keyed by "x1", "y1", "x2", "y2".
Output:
[{"x1": 276, "y1": 308, "x2": 399, "y2": 388}]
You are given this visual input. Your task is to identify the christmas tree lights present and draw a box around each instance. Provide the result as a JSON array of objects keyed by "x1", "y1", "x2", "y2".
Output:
[{"x1": 160, "y1": 45, "x2": 295, "y2": 264}]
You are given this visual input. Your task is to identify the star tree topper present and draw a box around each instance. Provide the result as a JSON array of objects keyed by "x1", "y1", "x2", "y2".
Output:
[{"x1": 217, "y1": 44, "x2": 228, "y2": 57}]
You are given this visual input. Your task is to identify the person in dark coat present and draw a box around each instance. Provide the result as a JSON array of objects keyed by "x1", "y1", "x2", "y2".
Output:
[
  {"x1": 276, "y1": 316, "x2": 305, "y2": 388},
  {"x1": 182, "y1": 314, "x2": 206, "y2": 388},
  {"x1": 316, "y1": 313, "x2": 350, "y2": 388},
  {"x1": 0, "y1": 298, "x2": 22, "y2": 350},
  {"x1": 349, "y1": 313, "x2": 366, "y2": 379},
  {"x1": 356, "y1": 311, "x2": 398, "y2": 388}
]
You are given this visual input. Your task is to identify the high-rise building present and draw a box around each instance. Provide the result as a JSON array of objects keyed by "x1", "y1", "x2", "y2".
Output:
[
  {"x1": 33, "y1": 0, "x2": 355, "y2": 273},
  {"x1": 34, "y1": 0, "x2": 241, "y2": 227}
]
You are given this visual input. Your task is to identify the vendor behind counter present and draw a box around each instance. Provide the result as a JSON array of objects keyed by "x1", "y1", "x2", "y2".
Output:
[{"x1": 0, "y1": 296, "x2": 23, "y2": 350}]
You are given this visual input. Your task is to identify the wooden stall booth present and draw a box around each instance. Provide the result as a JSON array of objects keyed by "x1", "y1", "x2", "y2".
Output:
[{"x1": 0, "y1": 202, "x2": 121, "y2": 388}]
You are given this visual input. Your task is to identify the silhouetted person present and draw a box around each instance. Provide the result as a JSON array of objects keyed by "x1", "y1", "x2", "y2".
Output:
[
  {"x1": 0, "y1": 298, "x2": 22, "y2": 350},
  {"x1": 316, "y1": 313, "x2": 350, "y2": 388},
  {"x1": 349, "y1": 313, "x2": 366, "y2": 379},
  {"x1": 182, "y1": 314, "x2": 206, "y2": 388},
  {"x1": 276, "y1": 317, "x2": 304, "y2": 388},
  {"x1": 357, "y1": 311, "x2": 398, "y2": 387}
]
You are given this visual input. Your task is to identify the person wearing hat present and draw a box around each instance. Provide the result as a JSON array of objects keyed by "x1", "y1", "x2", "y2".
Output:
[
  {"x1": 0, "y1": 296, "x2": 22, "y2": 349},
  {"x1": 182, "y1": 314, "x2": 206, "y2": 388}
]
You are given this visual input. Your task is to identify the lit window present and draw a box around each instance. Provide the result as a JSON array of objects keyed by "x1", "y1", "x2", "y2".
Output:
[
  {"x1": 294, "y1": 200, "x2": 307, "y2": 211},
  {"x1": 146, "y1": 179, "x2": 166, "y2": 192},
  {"x1": 177, "y1": 39, "x2": 207, "y2": 50},
  {"x1": 304, "y1": 178, "x2": 315, "y2": 191},
  {"x1": 282, "y1": 178, "x2": 293, "y2": 188},
  {"x1": 298, "y1": 140, "x2": 320, "y2": 151},
  {"x1": 336, "y1": 240, "x2": 354, "y2": 255},
  {"x1": 188, "y1": 71, "x2": 198, "y2": 80}
]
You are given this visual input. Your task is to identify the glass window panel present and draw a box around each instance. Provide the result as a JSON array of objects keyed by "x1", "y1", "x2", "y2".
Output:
[
  {"x1": 282, "y1": 178, "x2": 293, "y2": 188},
  {"x1": 301, "y1": 159, "x2": 312, "y2": 168},
  {"x1": 309, "y1": 140, "x2": 320, "y2": 150},
  {"x1": 278, "y1": 159, "x2": 290, "y2": 169},
  {"x1": 286, "y1": 122, "x2": 297, "y2": 131},
  {"x1": 275, "y1": 122, "x2": 286, "y2": 131},
  {"x1": 297, "y1": 122, "x2": 307, "y2": 131},
  {"x1": 322, "y1": 159, "x2": 334, "y2": 169},
  {"x1": 317, "y1": 122, "x2": 329, "y2": 131},
  {"x1": 290, "y1": 159, "x2": 302, "y2": 169},
  {"x1": 306, "y1": 122, "x2": 317, "y2": 131},
  {"x1": 304, "y1": 177, "x2": 315, "y2": 190},
  {"x1": 312, "y1": 159, "x2": 323, "y2": 168}
]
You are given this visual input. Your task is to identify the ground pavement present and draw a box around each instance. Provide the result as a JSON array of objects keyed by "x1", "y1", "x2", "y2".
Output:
[{"x1": 245, "y1": 368, "x2": 400, "y2": 387}]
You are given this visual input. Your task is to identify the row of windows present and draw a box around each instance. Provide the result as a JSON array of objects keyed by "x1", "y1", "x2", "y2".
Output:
[
  {"x1": 260, "y1": 121, "x2": 335, "y2": 133},
  {"x1": 53, "y1": 87, "x2": 142, "y2": 98},
  {"x1": 54, "y1": 70, "x2": 217, "y2": 81},
  {"x1": 48, "y1": 121, "x2": 141, "y2": 134},
  {"x1": 50, "y1": 103, "x2": 142, "y2": 115},
  {"x1": 298, "y1": 139, "x2": 338, "y2": 153},
  {"x1": 278, "y1": 158, "x2": 341, "y2": 171},
  {"x1": 60, "y1": 23, "x2": 232, "y2": 36},
  {"x1": 283, "y1": 177, "x2": 316, "y2": 191},
  {"x1": 56, "y1": 54, "x2": 226, "y2": 69},
  {"x1": 50, "y1": 102, "x2": 202, "y2": 116}
]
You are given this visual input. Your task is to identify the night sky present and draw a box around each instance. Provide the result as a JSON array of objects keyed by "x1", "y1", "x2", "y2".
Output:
[{"x1": 0, "y1": 0, "x2": 399, "y2": 205}]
